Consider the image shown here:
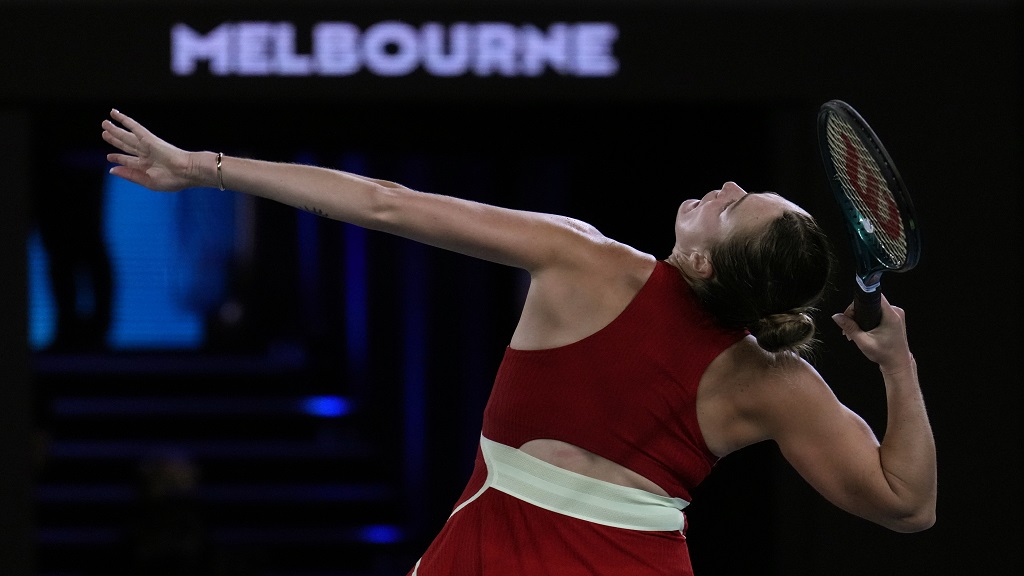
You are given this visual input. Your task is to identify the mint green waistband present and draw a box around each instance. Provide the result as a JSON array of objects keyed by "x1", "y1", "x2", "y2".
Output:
[{"x1": 451, "y1": 435, "x2": 688, "y2": 532}]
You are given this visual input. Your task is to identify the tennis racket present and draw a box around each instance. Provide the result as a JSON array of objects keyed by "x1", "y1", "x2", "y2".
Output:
[{"x1": 817, "y1": 99, "x2": 921, "y2": 331}]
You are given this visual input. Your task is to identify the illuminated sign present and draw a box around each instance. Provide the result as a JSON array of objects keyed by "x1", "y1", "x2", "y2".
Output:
[{"x1": 172, "y1": 21, "x2": 619, "y2": 78}]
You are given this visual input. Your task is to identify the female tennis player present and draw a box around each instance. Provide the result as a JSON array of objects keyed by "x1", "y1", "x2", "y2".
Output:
[{"x1": 101, "y1": 108, "x2": 936, "y2": 576}]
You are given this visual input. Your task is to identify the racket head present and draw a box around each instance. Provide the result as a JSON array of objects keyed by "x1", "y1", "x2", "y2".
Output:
[{"x1": 817, "y1": 100, "x2": 921, "y2": 288}]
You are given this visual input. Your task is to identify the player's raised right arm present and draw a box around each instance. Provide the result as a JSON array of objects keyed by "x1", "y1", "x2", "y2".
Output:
[{"x1": 101, "y1": 108, "x2": 597, "y2": 272}]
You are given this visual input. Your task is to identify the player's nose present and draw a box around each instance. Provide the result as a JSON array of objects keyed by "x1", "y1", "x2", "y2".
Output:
[{"x1": 721, "y1": 181, "x2": 747, "y2": 197}]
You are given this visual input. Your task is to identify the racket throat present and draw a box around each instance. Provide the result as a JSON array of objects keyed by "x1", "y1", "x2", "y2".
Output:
[{"x1": 856, "y1": 274, "x2": 881, "y2": 293}]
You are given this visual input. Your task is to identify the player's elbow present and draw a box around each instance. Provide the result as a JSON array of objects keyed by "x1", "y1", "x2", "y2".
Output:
[
  {"x1": 879, "y1": 505, "x2": 936, "y2": 533},
  {"x1": 856, "y1": 489, "x2": 936, "y2": 533},
  {"x1": 870, "y1": 473, "x2": 937, "y2": 532}
]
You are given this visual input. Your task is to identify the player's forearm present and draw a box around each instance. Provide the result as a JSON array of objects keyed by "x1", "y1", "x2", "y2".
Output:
[
  {"x1": 187, "y1": 151, "x2": 539, "y2": 266},
  {"x1": 192, "y1": 151, "x2": 405, "y2": 229},
  {"x1": 876, "y1": 357, "x2": 937, "y2": 531}
]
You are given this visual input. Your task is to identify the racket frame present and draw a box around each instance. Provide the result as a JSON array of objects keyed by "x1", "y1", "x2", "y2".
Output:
[{"x1": 817, "y1": 100, "x2": 921, "y2": 329}]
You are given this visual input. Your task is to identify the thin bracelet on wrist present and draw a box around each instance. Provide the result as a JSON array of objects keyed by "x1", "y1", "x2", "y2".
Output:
[{"x1": 216, "y1": 152, "x2": 225, "y2": 191}]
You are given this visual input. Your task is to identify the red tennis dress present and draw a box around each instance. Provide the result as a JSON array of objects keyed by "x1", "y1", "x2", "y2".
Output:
[{"x1": 409, "y1": 260, "x2": 745, "y2": 575}]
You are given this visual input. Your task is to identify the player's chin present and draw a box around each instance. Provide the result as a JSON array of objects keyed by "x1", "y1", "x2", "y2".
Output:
[{"x1": 678, "y1": 199, "x2": 700, "y2": 216}]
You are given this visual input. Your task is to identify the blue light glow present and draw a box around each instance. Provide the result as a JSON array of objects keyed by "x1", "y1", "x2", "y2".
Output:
[
  {"x1": 357, "y1": 524, "x2": 403, "y2": 544},
  {"x1": 301, "y1": 395, "x2": 351, "y2": 418}
]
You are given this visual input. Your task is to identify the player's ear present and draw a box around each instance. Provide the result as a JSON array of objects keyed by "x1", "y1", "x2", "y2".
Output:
[{"x1": 685, "y1": 250, "x2": 714, "y2": 279}]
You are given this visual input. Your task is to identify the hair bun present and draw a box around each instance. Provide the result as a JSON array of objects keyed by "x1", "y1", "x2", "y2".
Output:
[{"x1": 749, "y1": 310, "x2": 816, "y2": 354}]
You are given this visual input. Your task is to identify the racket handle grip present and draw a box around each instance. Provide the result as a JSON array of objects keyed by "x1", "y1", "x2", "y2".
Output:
[{"x1": 853, "y1": 287, "x2": 883, "y2": 331}]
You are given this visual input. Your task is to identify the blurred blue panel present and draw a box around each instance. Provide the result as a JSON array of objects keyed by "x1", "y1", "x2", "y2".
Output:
[
  {"x1": 340, "y1": 153, "x2": 370, "y2": 373},
  {"x1": 29, "y1": 172, "x2": 236, "y2": 350},
  {"x1": 102, "y1": 175, "x2": 204, "y2": 348},
  {"x1": 27, "y1": 230, "x2": 56, "y2": 348},
  {"x1": 344, "y1": 223, "x2": 368, "y2": 365}
]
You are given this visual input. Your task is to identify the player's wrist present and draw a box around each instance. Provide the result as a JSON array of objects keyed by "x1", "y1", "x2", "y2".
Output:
[
  {"x1": 184, "y1": 151, "x2": 219, "y2": 189},
  {"x1": 879, "y1": 354, "x2": 915, "y2": 376}
]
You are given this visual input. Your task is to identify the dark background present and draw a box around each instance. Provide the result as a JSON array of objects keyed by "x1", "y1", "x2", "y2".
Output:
[{"x1": 1, "y1": 1, "x2": 1021, "y2": 575}]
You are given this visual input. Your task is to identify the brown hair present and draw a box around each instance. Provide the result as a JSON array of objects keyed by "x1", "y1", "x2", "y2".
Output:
[{"x1": 690, "y1": 210, "x2": 835, "y2": 356}]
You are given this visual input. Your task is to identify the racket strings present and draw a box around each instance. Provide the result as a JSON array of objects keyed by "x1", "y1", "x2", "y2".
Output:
[{"x1": 824, "y1": 116, "x2": 908, "y2": 267}]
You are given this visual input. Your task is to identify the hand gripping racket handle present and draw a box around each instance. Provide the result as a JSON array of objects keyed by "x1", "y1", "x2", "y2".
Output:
[{"x1": 853, "y1": 286, "x2": 883, "y2": 331}]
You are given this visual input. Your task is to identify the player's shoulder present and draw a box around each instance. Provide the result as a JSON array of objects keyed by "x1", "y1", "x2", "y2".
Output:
[
  {"x1": 561, "y1": 231, "x2": 655, "y2": 280},
  {"x1": 717, "y1": 337, "x2": 827, "y2": 403}
]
